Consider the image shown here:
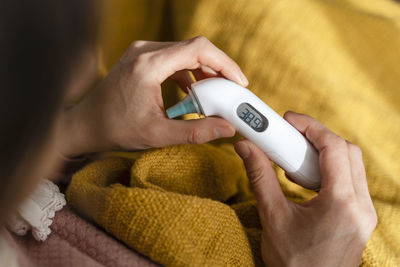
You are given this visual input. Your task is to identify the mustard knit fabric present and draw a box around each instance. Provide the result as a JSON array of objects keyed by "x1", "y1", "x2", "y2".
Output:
[
  {"x1": 67, "y1": 144, "x2": 262, "y2": 266},
  {"x1": 67, "y1": 0, "x2": 400, "y2": 266}
]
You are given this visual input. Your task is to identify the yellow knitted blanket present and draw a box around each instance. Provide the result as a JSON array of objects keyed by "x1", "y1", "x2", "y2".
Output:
[{"x1": 67, "y1": 0, "x2": 400, "y2": 266}]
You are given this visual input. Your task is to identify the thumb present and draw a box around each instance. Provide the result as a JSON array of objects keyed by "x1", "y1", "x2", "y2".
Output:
[
  {"x1": 159, "y1": 117, "x2": 235, "y2": 145},
  {"x1": 234, "y1": 140, "x2": 286, "y2": 212}
]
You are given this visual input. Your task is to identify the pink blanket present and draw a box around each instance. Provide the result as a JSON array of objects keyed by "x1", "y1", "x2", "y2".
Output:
[{"x1": 5, "y1": 206, "x2": 158, "y2": 267}]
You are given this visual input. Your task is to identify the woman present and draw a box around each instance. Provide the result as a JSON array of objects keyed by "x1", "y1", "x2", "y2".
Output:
[{"x1": 0, "y1": 0, "x2": 377, "y2": 266}]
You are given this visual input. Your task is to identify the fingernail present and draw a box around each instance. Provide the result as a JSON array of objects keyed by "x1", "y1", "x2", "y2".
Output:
[
  {"x1": 235, "y1": 141, "x2": 250, "y2": 159},
  {"x1": 214, "y1": 127, "x2": 234, "y2": 139},
  {"x1": 239, "y1": 72, "x2": 249, "y2": 87},
  {"x1": 202, "y1": 65, "x2": 218, "y2": 76}
]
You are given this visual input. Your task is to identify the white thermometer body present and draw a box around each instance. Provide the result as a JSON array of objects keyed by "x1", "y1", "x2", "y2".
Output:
[{"x1": 167, "y1": 78, "x2": 321, "y2": 190}]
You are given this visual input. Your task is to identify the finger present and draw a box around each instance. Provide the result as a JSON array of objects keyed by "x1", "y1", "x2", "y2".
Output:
[
  {"x1": 130, "y1": 40, "x2": 177, "y2": 53},
  {"x1": 169, "y1": 70, "x2": 195, "y2": 92},
  {"x1": 122, "y1": 41, "x2": 178, "y2": 63},
  {"x1": 283, "y1": 111, "x2": 353, "y2": 195},
  {"x1": 157, "y1": 117, "x2": 236, "y2": 146},
  {"x1": 151, "y1": 36, "x2": 248, "y2": 87},
  {"x1": 346, "y1": 141, "x2": 370, "y2": 197},
  {"x1": 234, "y1": 139, "x2": 287, "y2": 212},
  {"x1": 192, "y1": 65, "x2": 221, "y2": 81},
  {"x1": 170, "y1": 66, "x2": 222, "y2": 93},
  {"x1": 192, "y1": 69, "x2": 208, "y2": 81}
]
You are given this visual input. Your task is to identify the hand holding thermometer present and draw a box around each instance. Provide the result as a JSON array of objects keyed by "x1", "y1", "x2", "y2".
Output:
[{"x1": 166, "y1": 78, "x2": 321, "y2": 190}]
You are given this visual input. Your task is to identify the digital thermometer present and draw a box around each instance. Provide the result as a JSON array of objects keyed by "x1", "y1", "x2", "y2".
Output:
[{"x1": 166, "y1": 78, "x2": 321, "y2": 190}]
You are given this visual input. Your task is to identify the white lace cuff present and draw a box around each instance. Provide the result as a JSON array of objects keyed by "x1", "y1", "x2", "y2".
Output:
[{"x1": 6, "y1": 180, "x2": 66, "y2": 241}]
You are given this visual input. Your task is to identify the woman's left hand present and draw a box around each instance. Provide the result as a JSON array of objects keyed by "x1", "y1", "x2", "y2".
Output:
[{"x1": 59, "y1": 37, "x2": 248, "y2": 157}]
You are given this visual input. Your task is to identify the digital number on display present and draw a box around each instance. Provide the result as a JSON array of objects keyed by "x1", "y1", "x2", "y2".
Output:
[{"x1": 236, "y1": 103, "x2": 268, "y2": 132}]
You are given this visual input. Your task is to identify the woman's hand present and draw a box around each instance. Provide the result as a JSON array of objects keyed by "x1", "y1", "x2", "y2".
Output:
[
  {"x1": 234, "y1": 111, "x2": 377, "y2": 267},
  {"x1": 59, "y1": 36, "x2": 248, "y2": 157}
]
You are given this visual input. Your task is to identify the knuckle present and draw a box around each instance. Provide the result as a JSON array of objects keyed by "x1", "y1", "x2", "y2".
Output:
[
  {"x1": 330, "y1": 196, "x2": 378, "y2": 241},
  {"x1": 130, "y1": 40, "x2": 146, "y2": 49},
  {"x1": 359, "y1": 207, "x2": 378, "y2": 241},
  {"x1": 135, "y1": 52, "x2": 151, "y2": 65},
  {"x1": 337, "y1": 193, "x2": 355, "y2": 207},
  {"x1": 330, "y1": 135, "x2": 347, "y2": 148},
  {"x1": 339, "y1": 202, "x2": 362, "y2": 226},
  {"x1": 187, "y1": 128, "x2": 204, "y2": 144},
  {"x1": 328, "y1": 183, "x2": 354, "y2": 202},
  {"x1": 130, "y1": 52, "x2": 155, "y2": 73},
  {"x1": 348, "y1": 143, "x2": 363, "y2": 157},
  {"x1": 366, "y1": 206, "x2": 378, "y2": 229},
  {"x1": 317, "y1": 132, "x2": 346, "y2": 150},
  {"x1": 334, "y1": 190, "x2": 356, "y2": 206},
  {"x1": 189, "y1": 35, "x2": 209, "y2": 46},
  {"x1": 331, "y1": 189, "x2": 356, "y2": 209},
  {"x1": 262, "y1": 206, "x2": 284, "y2": 226},
  {"x1": 247, "y1": 166, "x2": 266, "y2": 187},
  {"x1": 141, "y1": 127, "x2": 160, "y2": 148}
]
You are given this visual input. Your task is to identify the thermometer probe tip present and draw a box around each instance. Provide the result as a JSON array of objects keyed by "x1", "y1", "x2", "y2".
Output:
[{"x1": 166, "y1": 94, "x2": 198, "y2": 119}]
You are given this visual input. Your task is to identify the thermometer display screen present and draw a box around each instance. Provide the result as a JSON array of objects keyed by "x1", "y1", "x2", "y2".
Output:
[{"x1": 236, "y1": 103, "x2": 268, "y2": 132}]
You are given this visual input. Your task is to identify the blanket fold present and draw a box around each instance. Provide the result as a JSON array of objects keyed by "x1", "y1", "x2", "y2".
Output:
[
  {"x1": 67, "y1": 144, "x2": 262, "y2": 266},
  {"x1": 69, "y1": 0, "x2": 400, "y2": 265}
]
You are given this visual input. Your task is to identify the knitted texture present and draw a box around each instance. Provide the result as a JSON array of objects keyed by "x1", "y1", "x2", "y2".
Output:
[
  {"x1": 68, "y1": 0, "x2": 400, "y2": 266},
  {"x1": 171, "y1": 0, "x2": 400, "y2": 266},
  {"x1": 67, "y1": 144, "x2": 260, "y2": 266}
]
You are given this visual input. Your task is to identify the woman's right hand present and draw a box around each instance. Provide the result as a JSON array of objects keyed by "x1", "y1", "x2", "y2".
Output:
[
  {"x1": 234, "y1": 111, "x2": 377, "y2": 267},
  {"x1": 58, "y1": 36, "x2": 246, "y2": 157}
]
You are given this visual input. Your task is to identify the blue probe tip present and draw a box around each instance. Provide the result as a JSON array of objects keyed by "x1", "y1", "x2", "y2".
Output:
[{"x1": 166, "y1": 94, "x2": 198, "y2": 119}]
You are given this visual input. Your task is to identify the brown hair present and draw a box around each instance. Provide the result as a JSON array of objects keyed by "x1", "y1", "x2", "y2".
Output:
[{"x1": 0, "y1": 0, "x2": 98, "y2": 223}]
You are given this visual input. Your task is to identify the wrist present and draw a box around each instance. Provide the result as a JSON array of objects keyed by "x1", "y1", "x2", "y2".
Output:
[{"x1": 57, "y1": 99, "x2": 109, "y2": 157}]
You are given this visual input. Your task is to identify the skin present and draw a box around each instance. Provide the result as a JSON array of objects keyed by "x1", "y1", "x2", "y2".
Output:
[
  {"x1": 57, "y1": 36, "x2": 246, "y2": 157},
  {"x1": 235, "y1": 111, "x2": 377, "y2": 266},
  {"x1": 22, "y1": 36, "x2": 376, "y2": 266}
]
